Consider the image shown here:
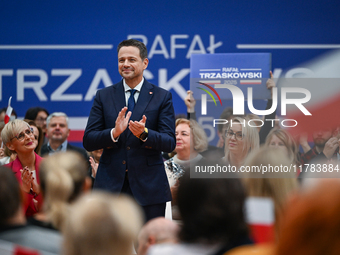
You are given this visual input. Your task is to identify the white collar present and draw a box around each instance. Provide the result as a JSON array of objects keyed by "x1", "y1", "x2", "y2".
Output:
[{"x1": 123, "y1": 77, "x2": 144, "y2": 92}]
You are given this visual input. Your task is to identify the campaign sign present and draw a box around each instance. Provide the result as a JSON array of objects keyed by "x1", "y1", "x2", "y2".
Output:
[
  {"x1": 190, "y1": 53, "x2": 271, "y2": 101},
  {"x1": 190, "y1": 53, "x2": 272, "y2": 145}
]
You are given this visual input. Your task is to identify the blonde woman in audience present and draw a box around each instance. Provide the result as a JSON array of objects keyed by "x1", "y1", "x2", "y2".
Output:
[
  {"x1": 164, "y1": 118, "x2": 208, "y2": 219},
  {"x1": 164, "y1": 118, "x2": 208, "y2": 186},
  {"x1": 242, "y1": 147, "x2": 298, "y2": 238},
  {"x1": 2, "y1": 119, "x2": 43, "y2": 216},
  {"x1": 223, "y1": 116, "x2": 259, "y2": 169},
  {"x1": 63, "y1": 192, "x2": 143, "y2": 255},
  {"x1": 265, "y1": 128, "x2": 300, "y2": 167},
  {"x1": 28, "y1": 151, "x2": 92, "y2": 231}
]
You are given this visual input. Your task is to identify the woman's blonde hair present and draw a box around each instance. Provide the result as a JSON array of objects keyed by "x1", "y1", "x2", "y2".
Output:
[
  {"x1": 176, "y1": 118, "x2": 208, "y2": 153},
  {"x1": 224, "y1": 117, "x2": 260, "y2": 160},
  {"x1": 1, "y1": 119, "x2": 31, "y2": 146},
  {"x1": 265, "y1": 128, "x2": 299, "y2": 165},
  {"x1": 242, "y1": 146, "x2": 298, "y2": 230},
  {"x1": 63, "y1": 192, "x2": 143, "y2": 255},
  {"x1": 39, "y1": 151, "x2": 88, "y2": 230}
]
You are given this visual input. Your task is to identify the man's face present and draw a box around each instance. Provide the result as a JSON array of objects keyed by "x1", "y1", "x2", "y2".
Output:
[
  {"x1": 118, "y1": 46, "x2": 148, "y2": 86},
  {"x1": 312, "y1": 129, "x2": 332, "y2": 148},
  {"x1": 47, "y1": 116, "x2": 70, "y2": 143}
]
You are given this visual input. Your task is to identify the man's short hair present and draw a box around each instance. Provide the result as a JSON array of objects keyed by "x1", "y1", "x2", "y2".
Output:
[
  {"x1": 46, "y1": 112, "x2": 69, "y2": 127},
  {"x1": 0, "y1": 166, "x2": 22, "y2": 225},
  {"x1": 117, "y1": 39, "x2": 148, "y2": 60}
]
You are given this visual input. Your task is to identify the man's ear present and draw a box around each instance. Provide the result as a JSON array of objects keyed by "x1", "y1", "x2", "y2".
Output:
[
  {"x1": 66, "y1": 128, "x2": 70, "y2": 138},
  {"x1": 147, "y1": 235, "x2": 157, "y2": 245},
  {"x1": 143, "y1": 58, "x2": 149, "y2": 70}
]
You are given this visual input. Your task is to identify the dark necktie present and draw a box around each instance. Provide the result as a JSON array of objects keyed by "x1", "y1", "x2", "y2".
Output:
[{"x1": 127, "y1": 89, "x2": 137, "y2": 112}]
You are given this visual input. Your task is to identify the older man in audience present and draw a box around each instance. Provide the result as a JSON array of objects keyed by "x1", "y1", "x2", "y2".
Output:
[
  {"x1": 40, "y1": 112, "x2": 89, "y2": 161},
  {"x1": 137, "y1": 217, "x2": 179, "y2": 255}
]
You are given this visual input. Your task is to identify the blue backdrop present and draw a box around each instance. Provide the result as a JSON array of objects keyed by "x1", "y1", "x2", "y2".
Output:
[{"x1": 1, "y1": 0, "x2": 339, "y2": 145}]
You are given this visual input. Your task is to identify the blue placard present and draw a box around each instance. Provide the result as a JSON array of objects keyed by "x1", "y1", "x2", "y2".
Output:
[{"x1": 190, "y1": 53, "x2": 271, "y2": 100}]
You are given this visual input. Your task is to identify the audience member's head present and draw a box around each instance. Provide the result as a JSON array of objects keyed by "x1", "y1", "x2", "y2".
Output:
[
  {"x1": 243, "y1": 147, "x2": 298, "y2": 224},
  {"x1": 177, "y1": 165, "x2": 248, "y2": 245},
  {"x1": 276, "y1": 179, "x2": 340, "y2": 255},
  {"x1": 46, "y1": 112, "x2": 70, "y2": 145},
  {"x1": 1, "y1": 119, "x2": 35, "y2": 157},
  {"x1": 265, "y1": 128, "x2": 299, "y2": 165},
  {"x1": 176, "y1": 118, "x2": 208, "y2": 154},
  {"x1": 0, "y1": 166, "x2": 25, "y2": 226},
  {"x1": 137, "y1": 217, "x2": 179, "y2": 255},
  {"x1": 39, "y1": 151, "x2": 91, "y2": 230},
  {"x1": 24, "y1": 119, "x2": 44, "y2": 155},
  {"x1": 312, "y1": 127, "x2": 333, "y2": 151},
  {"x1": 224, "y1": 116, "x2": 259, "y2": 168},
  {"x1": 63, "y1": 192, "x2": 143, "y2": 255},
  {"x1": 24, "y1": 107, "x2": 49, "y2": 134}
]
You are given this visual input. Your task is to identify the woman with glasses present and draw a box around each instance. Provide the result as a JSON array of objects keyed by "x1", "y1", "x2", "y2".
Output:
[
  {"x1": 1, "y1": 119, "x2": 43, "y2": 216},
  {"x1": 223, "y1": 116, "x2": 259, "y2": 170}
]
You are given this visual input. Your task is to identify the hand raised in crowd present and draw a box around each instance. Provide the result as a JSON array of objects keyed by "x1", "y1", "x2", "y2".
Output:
[
  {"x1": 266, "y1": 71, "x2": 276, "y2": 98},
  {"x1": 298, "y1": 132, "x2": 311, "y2": 153},
  {"x1": 323, "y1": 137, "x2": 339, "y2": 159},
  {"x1": 185, "y1": 90, "x2": 196, "y2": 113},
  {"x1": 20, "y1": 166, "x2": 34, "y2": 193},
  {"x1": 89, "y1": 156, "x2": 98, "y2": 178}
]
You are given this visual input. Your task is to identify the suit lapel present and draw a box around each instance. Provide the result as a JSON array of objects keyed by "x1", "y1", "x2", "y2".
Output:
[
  {"x1": 111, "y1": 81, "x2": 126, "y2": 114},
  {"x1": 131, "y1": 80, "x2": 154, "y2": 120}
]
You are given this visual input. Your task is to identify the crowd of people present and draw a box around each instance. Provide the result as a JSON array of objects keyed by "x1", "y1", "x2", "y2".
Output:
[{"x1": 1, "y1": 39, "x2": 340, "y2": 255}]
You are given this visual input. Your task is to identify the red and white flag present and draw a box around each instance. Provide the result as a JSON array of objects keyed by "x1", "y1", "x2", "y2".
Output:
[
  {"x1": 4, "y1": 96, "x2": 13, "y2": 124},
  {"x1": 280, "y1": 49, "x2": 340, "y2": 135}
]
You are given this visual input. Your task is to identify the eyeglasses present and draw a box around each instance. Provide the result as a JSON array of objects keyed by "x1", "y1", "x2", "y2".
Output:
[
  {"x1": 225, "y1": 129, "x2": 244, "y2": 140},
  {"x1": 10, "y1": 127, "x2": 34, "y2": 141}
]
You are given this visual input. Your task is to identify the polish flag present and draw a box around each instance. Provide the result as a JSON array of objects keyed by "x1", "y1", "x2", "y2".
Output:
[
  {"x1": 4, "y1": 96, "x2": 13, "y2": 124},
  {"x1": 279, "y1": 50, "x2": 340, "y2": 135},
  {"x1": 245, "y1": 197, "x2": 275, "y2": 243}
]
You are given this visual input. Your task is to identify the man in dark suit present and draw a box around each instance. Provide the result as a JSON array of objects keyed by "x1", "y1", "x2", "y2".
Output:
[
  {"x1": 41, "y1": 112, "x2": 89, "y2": 163},
  {"x1": 83, "y1": 39, "x2": 176, "y2": 222}
]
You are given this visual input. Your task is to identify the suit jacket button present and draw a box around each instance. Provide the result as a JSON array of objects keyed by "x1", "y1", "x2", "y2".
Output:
[
  {"x1": 127, "y1": 146, "x2": 130, "y2": 150},
  {"x1": 122, "y1": 160, "x2": 126, "y2": 164}
]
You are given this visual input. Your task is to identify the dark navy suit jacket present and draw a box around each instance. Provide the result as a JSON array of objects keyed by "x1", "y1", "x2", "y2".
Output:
[{"x1": 83, "y1": 79, "x2": 175, "y2": 206}]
